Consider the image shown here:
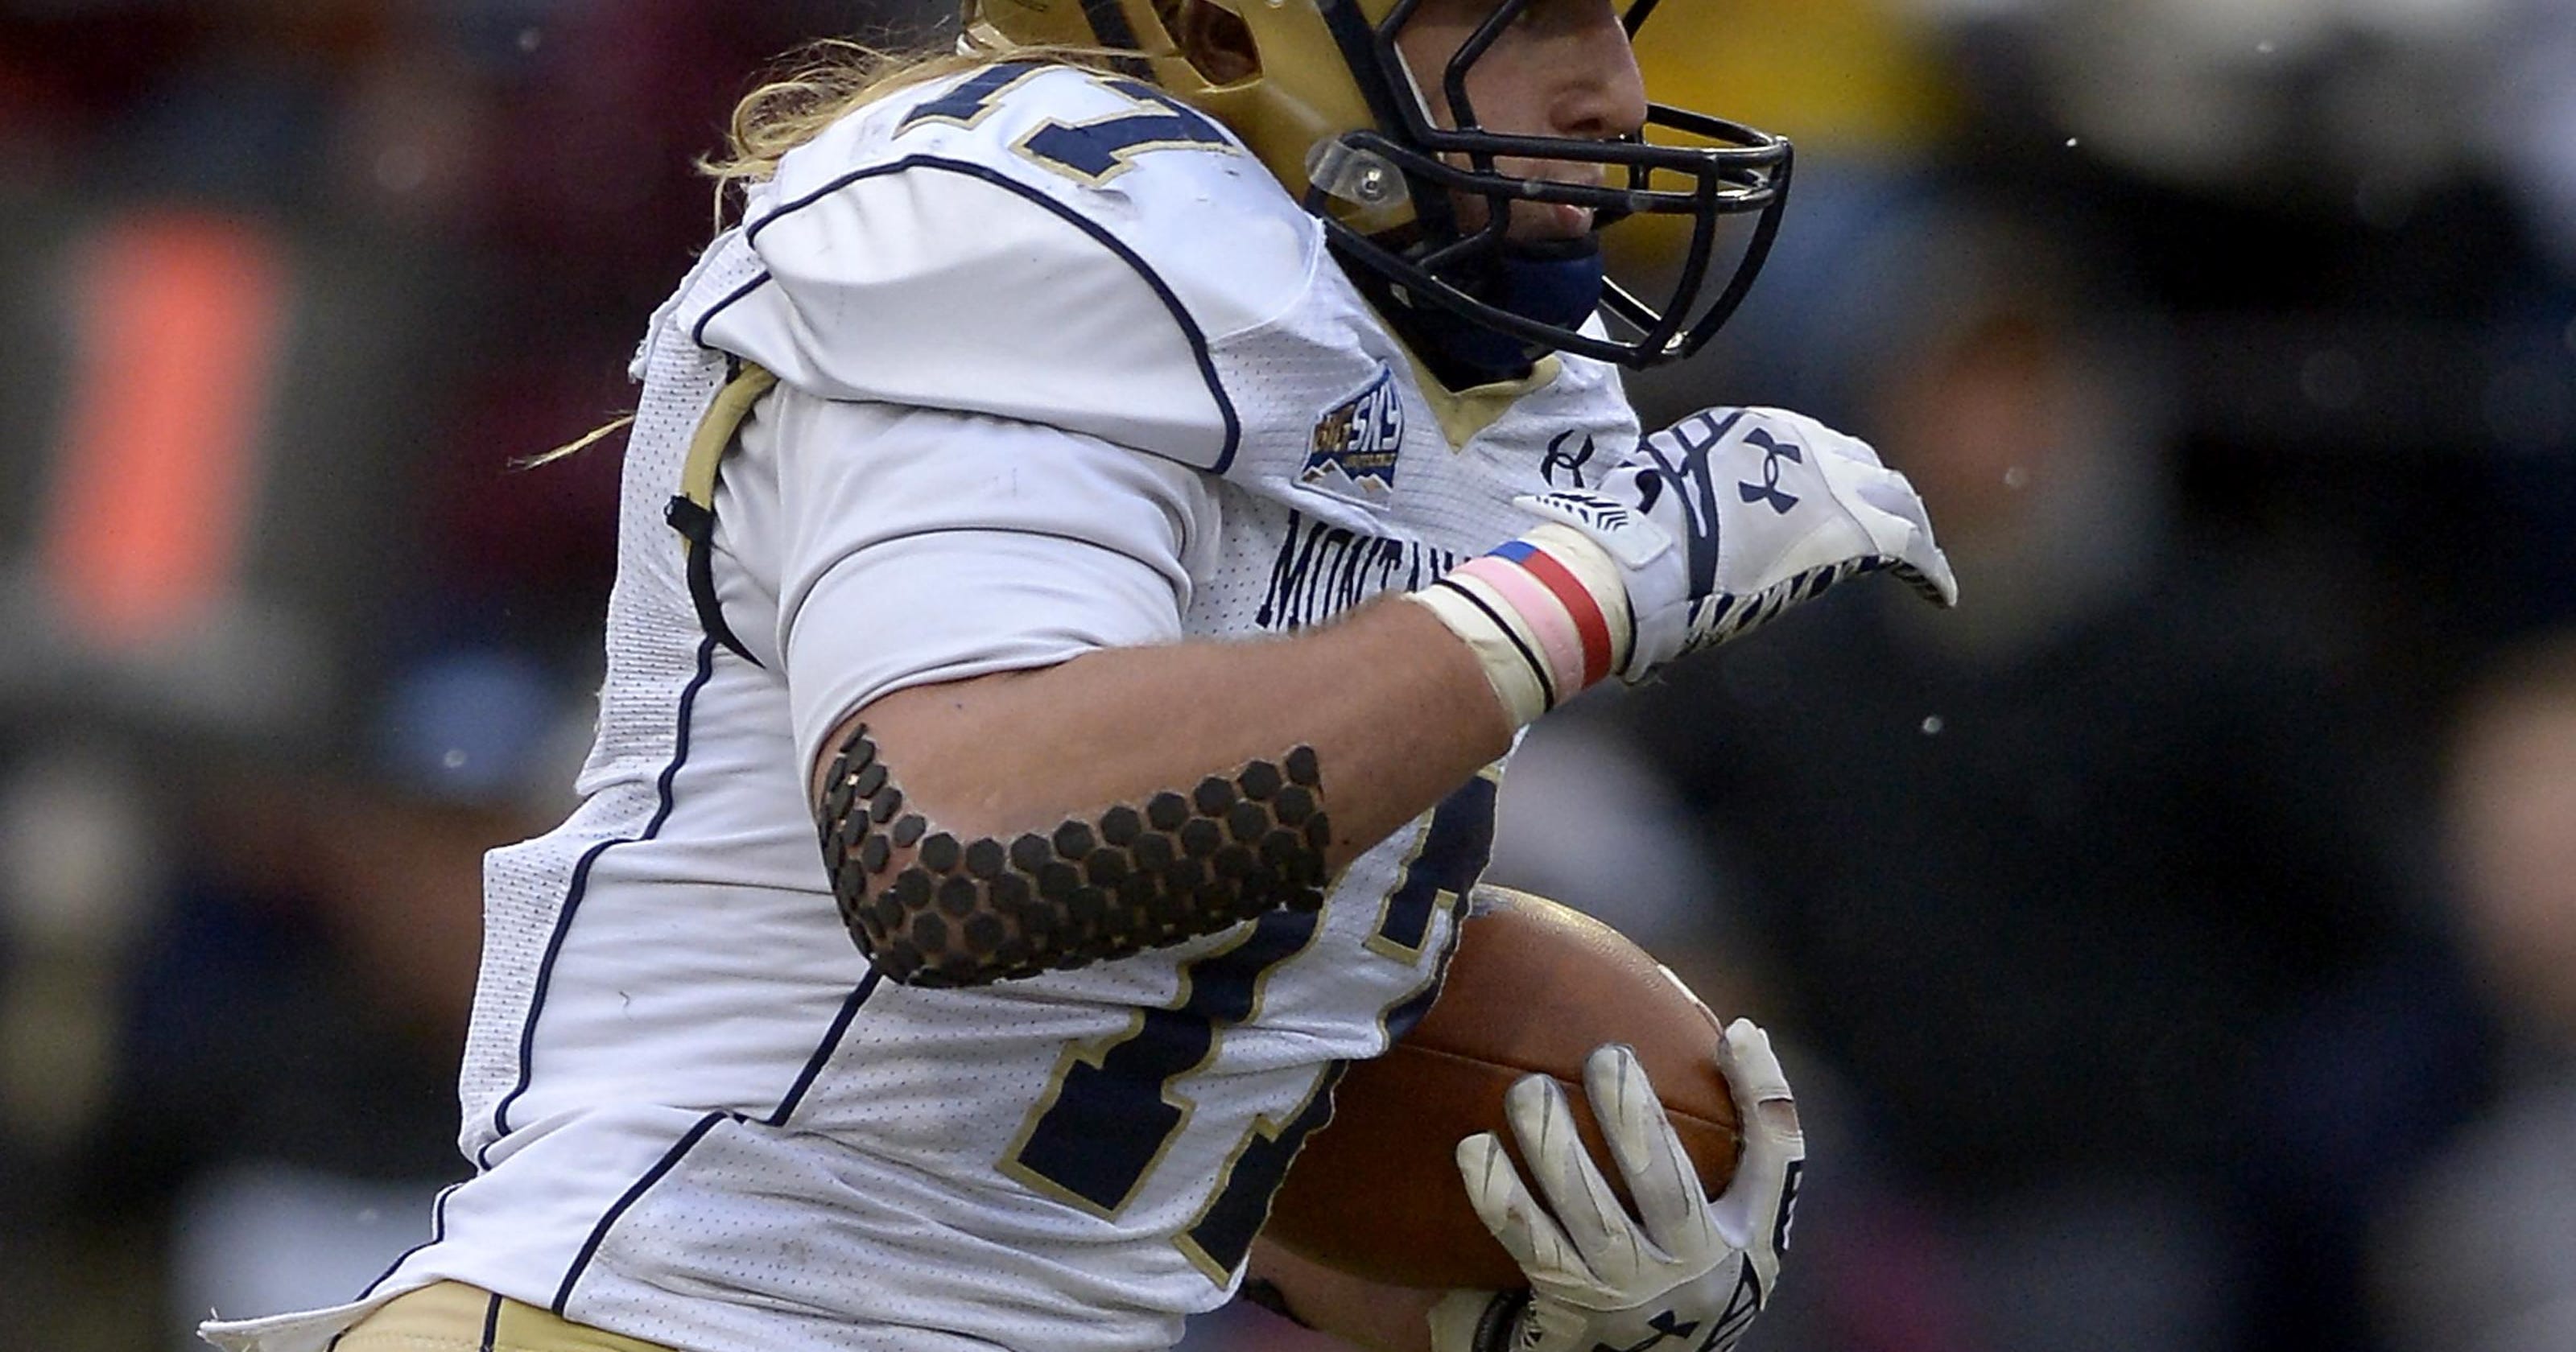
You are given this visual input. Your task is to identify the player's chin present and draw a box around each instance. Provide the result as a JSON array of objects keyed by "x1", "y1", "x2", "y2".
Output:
[{"x1": 1502, "y1": 199, "x2": 1598, "y2": 245}]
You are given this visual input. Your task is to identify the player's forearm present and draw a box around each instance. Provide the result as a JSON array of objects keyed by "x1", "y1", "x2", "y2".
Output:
[
  {"x1": 840, "y1": 597, "x2": 1508, "y2": 855},
  {"x1": 811, "y1": 597, "x2": 1513, "y2": 983}
]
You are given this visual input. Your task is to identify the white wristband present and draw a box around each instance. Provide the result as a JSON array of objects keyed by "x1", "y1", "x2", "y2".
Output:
[
  {"x1": 1405, "y1": 524, "x2": 1633, "y2": 728},
  {"x1": 1409, "y1": 583, "x2": 1554, "y2": 727}
]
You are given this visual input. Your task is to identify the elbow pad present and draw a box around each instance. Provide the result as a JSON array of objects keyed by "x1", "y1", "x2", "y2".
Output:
[{"x1": 815, "y1": 724, "x2": 1335, "y2": 987}]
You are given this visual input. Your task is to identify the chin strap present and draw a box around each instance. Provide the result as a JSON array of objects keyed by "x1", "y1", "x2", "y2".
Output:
[{"x1": 1372, "y1": 238, "x2": 1608, "y2": 385}]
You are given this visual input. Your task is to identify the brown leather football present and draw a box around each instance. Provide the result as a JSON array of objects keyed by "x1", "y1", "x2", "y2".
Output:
[{"x1": 1264, "y1": 884, "x2": 1742, "y2": 1290}]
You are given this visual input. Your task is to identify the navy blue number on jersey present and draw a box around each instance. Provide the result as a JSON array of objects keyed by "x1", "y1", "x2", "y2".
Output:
[
  {"x1": 898, "y1": 63, "x2": 1234, "y2": 185},
  {"x1": 1370, "y1": 773, "x2": 1497, "y2": 961},
  {"x1": 1003, "y1": 779, "x2": 1496, "y2": 1279},
  {"x1": 1177, "y1": 779, "x2": 1497, "y2": 1272},
  {"x1": 1021, "y1": 76, "x2": 1232, "y2": 183},
  {"x1": 1005, "y1": 908, "x2": 1319, "y2": 1219}
]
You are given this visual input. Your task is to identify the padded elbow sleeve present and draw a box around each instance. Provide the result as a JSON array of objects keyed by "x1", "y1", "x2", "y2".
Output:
[{"x1": 815, "y1": 723, "x2": 1335, "y2": 986}]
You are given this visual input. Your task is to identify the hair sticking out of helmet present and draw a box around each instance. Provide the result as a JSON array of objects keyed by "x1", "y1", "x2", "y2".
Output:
[{"x1": 967, "y1": 0, "x2": 1792, "y2": 373}]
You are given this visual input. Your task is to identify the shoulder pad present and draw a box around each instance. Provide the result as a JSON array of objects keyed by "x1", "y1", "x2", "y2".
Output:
[{"x1": 693, "y1": 64, "x2": 1321, "y2": 474}]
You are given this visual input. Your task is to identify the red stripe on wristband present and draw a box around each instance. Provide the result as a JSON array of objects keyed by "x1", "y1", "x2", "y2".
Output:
[
  {"x1": 1492, "y1": 539, "x2": 1616, "y2": 689},
  {"x1": 1451, "y1": 558, "x2": 1576, "y2": 704}
]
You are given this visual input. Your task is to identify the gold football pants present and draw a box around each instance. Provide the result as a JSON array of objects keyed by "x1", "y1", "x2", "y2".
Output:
[{"x1": 337, "y1": 1283, "x2": 678, "y2": 1352}]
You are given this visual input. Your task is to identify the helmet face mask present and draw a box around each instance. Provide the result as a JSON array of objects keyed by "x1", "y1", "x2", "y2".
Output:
[{"x1": 968, "y1": 0, "x2": 1791, "y2": 371}]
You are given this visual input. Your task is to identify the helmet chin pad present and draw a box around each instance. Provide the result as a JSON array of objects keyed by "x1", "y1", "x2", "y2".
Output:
[{"x1": 1382, "y1": 237, "x2": 1606, "y2": 385}]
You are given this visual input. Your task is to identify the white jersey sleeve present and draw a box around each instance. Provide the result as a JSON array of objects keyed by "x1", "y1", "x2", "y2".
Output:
[{"x1": 746, "y1": 389, "x2": 1221, "y2": 779}]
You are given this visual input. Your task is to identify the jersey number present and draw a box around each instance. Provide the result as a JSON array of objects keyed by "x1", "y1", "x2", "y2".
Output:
[
  {"x1": 898, "y1": 64, "x2": 1235, "y2": 187},
  {"x1": 1001, "y1": 777, "x2": 1497, "y2": 1280}
]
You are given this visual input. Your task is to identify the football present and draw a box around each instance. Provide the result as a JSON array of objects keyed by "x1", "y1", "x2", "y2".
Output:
[{"x1": 1263, "y1": 884, "x2": 1743, "y2": 1290}]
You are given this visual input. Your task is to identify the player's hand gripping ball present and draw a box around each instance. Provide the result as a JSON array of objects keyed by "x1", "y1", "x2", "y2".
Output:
[
  {"x1": 1424, "y1": 1021, "x2": 1802, "y2": 1352},
  {"x1": 1264, "y1": 886, "x2": 1748, "y2": 1291}
]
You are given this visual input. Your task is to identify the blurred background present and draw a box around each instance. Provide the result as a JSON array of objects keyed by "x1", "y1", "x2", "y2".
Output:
[{"x1": 0, "y1": 2, "x2": 2569, "y2": 1351}]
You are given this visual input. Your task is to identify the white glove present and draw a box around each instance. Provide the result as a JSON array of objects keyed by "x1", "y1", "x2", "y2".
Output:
[
  {"x1": 1427, "y1": 1020, "x2": 1806, "y2": 1352},
  {"x1": 1523, "y1": 406, "x2": 1956, "y2": 681}
]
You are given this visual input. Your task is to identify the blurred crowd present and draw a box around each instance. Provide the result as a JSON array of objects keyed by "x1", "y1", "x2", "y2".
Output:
[{"x1": 0, "y1": 2, "x2": 2570, "y2": 1351}]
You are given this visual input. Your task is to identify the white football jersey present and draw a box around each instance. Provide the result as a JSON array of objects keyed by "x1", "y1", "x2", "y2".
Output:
[{"x1": 204, "y1": 62, "x2": 1638, "y2": 1352}]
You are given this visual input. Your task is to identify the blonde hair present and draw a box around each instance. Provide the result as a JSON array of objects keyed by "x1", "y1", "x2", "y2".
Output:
[{"x1": 704, "y1": 34, "x2": 1142, "y2": 188}]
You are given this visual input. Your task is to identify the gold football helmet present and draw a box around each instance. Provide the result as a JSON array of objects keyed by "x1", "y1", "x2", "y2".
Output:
[{"x1": 967, "y1": 0, "x2": 1792, "y2": 373}]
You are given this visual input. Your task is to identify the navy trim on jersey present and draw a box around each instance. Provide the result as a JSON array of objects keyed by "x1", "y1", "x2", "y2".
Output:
[
  {"x1": 690, "y1": 267, "x2": 775, "y2": 350},
  {"x1": 701, "y1": 151, "x2": 1243, "y2": 475},
  {"x1": 553, "y1": 1111, "x2": 734, "y2": 1314},
  {"x1": 482, "y1": 633, "x2": 724, "y2": 1161},
  {"x1": 546, "y1": 969, "x2": 886, "y2": 1309},
  {"x1": 338, "y1": 1179, "x2": 462, "y2": 1333},
  {"x1": 763, "y1": 971, "x2": 883, "y2": 1127}
]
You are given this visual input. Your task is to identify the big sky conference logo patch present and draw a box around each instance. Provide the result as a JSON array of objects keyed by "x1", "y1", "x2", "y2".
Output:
[{"x1": 1302, "y1": 364, "x2": 1404, "y2": 500}]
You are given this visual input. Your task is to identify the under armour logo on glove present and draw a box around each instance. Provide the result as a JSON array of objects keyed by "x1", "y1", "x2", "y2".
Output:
[
  {"x1": 1736, "y1": 427, "x2": 1802, "y2": 514},
  {"x1": 1600, "y1": 1308, "x2": 1703, "y2": 1351}
]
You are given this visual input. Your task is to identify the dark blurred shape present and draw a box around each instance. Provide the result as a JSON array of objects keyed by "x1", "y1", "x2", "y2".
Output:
[
  {"x1": 93, "y1": 645, "x2": 584, "y2": 1344},
  {"x1": 1921, "y1": 0, "x2": 2501, "y2": 206},
  {"x1": 2370, "y1": 630, "x2": 2576, "y2": 1352},
  {"x1": 1618, "y1": 196, "x2": 2476, "y2": 1352},
  {"x1": 2482, "y1": 0, "x2": 2576, "y2": 280}
]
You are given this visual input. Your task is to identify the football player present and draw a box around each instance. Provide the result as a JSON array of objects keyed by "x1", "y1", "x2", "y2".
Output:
[{"x1": 202, "y1": 0, "x2": 1948, "y2": 1348}]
